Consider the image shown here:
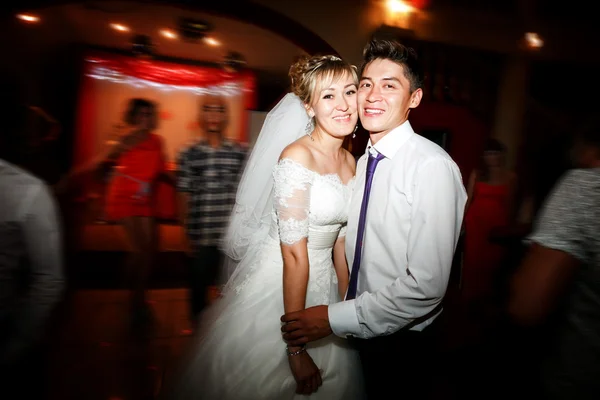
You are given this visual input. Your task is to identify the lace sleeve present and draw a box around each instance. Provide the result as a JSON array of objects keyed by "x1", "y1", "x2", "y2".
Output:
[{"x1": 272, "y1": 158, "x2": 314, "y2": 246}]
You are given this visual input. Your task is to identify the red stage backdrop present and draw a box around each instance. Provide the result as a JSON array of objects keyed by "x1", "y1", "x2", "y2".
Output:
[{"x1": 73, "y1": 51, "x2": 257, "y2": 220}]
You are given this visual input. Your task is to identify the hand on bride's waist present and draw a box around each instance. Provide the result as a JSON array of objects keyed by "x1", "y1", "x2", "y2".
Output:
[{"x1": 281, "y1": 305, "x2": 332, "y2": 346}]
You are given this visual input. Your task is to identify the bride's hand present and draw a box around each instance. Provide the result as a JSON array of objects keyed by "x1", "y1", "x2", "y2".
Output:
[{"x1": 287, "y1": 347, "x2": 322, "y2": 395}]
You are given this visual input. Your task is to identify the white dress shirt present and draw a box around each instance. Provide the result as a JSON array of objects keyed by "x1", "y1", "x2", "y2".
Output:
[{"x1": 328, "y1": 121, "x2": 467, "y2": 339}]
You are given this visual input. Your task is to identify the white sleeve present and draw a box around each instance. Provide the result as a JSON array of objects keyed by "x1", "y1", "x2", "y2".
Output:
[
  {"x1": 330, "y1": 158, "x2": 466, "y2": 338},
  {"x1": 272, "y1": 158, "x2": 314, "y2": 246}
]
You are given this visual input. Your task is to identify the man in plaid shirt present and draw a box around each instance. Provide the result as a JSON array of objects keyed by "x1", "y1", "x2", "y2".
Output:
[{"x1": 176, "y1": 94, "x2": 247, "y2": 322}]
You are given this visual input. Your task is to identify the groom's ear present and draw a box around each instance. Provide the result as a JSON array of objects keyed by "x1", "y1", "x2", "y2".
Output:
[{"x1": 409, "y1": 88, "x2": 423, "y2": 109}]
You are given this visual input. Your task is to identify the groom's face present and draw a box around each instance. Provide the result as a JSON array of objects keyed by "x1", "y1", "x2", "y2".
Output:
[{"x1": 358, "y1": 58, "x2": 422, "y2": 137}]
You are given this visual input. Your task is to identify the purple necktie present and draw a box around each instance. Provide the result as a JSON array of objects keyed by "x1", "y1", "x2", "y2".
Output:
[{"x1": 346, "y1": 151, "x2": 385, "y2": 300}]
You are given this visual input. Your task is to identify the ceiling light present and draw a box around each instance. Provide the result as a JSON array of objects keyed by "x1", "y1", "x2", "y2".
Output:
[
  {"x1": 386, "y1": 0, "x2": 414, "y2": 14},
  {"x1": 204, "y1": 37, "x2": 220, "y2": 47},
  {"x1": 17, "y1": 13, "x2": 40, "y2": 23},
  {"x1": 524, "y1": 32, "x2": 543, "y2": 49},
  {"x1": 110, "y1": 23, "x2": 130, "y2": 32},
  {"x1": 160, "y1": 29, "x2": 178, "y2": 40}
]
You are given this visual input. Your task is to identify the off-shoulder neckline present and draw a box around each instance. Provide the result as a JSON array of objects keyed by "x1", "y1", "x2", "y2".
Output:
[{"x1": 278, "y1": 157, "x2": 355, "y2": 187}]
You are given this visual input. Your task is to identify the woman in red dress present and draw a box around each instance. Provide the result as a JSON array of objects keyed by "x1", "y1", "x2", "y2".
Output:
[
  {"x1": 63, "y1": 98, "x2": 170, "y2": 328},
  {"x1": 462, "y1": 139, "x2": 516, "y2": 309},
  {"x1": 104, "y1": 99, "x2": 171, "y2": 327}
]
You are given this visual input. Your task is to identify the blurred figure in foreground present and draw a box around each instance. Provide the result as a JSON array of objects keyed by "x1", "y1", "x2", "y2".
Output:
[
  {"x1": 0, "y1": 74, "x2": 65, "y2": 398},
  {"x1": 510, "y1": 114, "x2": 600, "y2": 399}
]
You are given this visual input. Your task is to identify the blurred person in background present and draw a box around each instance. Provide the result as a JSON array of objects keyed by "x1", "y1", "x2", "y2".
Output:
[
  {"x1": 176, "y1": 93, "x2": 247, "y2": 325},
  {"x1": 0, "y1": 73, "x2": 65, "y2": 398},
  {"x1": 510, "y1": 114, "x2": 600, "y2": 400},
  {"x1": 24, "y1": 105, "x2": 63, "y2": 185},
  {"x1": 59, "y1": 98, "x2": 170, "y2": 332},
  {"x1": 463, "y1": 138, "x2": 516, "y2": 310}
]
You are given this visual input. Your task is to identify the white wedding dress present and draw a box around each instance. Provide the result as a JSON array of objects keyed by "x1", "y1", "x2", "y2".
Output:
[{"x1": 173, "y1": 158, "x2": 365, "y2": 400}]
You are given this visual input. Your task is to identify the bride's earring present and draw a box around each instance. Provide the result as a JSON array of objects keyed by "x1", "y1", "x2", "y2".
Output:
[
  {"x1": 305, "y1": 116, "x2": 315, "y2": 141},
  {"x1": 352, "y1": 124, "x2": 358, "y2": 139}
]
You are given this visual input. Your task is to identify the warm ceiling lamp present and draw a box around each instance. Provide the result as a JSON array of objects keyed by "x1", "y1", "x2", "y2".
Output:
[
  {"x1": 524, "y1": 32, "x2": 544, "y2": 49},
  {"x1": 160, "y1": 29, "x2": 178, "y2": 40},
  {"x1": 386, "y1": 0, "x2": 414, "y2": 14},
  {"x1": 110, "y1": 23, "x2": 130, "y2": 32},
  {"x1": 17, "y1": 13, "x2": 40, "y2": 23},
  {"x1": 204, "y1": 37, "x2": 220, "y2": 46}
]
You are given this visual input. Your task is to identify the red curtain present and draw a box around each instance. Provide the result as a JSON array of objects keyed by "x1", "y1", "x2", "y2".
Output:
[
  {"x1": 74, "y1": 50, "x2": 256, "y2": 168},
  {"x1": 86, "y1": 53, "x2": 256, "y2": 88}
]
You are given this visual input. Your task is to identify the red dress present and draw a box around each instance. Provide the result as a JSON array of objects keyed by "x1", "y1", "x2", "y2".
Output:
[
  {"x1": 462, "y1": 181, "x2": 510, "y2": 302},
  {"x1": 105, "y1": 133, "x2": 165, "y2": 221}
]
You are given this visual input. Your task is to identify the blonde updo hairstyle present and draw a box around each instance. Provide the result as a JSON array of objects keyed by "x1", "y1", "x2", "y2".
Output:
[{"x1": 289, "y1": 54, "x2": 358, "y2": 108}]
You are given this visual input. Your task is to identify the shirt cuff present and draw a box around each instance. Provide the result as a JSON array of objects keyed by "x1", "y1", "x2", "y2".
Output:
[{"x1": 328, "y1": 299, "x2": 361, "y2": 338}]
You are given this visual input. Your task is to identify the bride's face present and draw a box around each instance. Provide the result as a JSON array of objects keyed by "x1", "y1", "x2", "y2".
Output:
[{"x1": 309, "y1": 73, "x2": 358, "y2": 139}]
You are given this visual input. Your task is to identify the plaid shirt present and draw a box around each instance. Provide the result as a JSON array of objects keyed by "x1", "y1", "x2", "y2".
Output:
[{"x1": 176, "y1": 140, "x2": 247, "y2": 248}]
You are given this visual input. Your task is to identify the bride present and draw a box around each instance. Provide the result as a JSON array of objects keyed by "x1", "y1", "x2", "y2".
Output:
[{"x1": 171, "y1": 54, "x2": 365, "y2": 399}]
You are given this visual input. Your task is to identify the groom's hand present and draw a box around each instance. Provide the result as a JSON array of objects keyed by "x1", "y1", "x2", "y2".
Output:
[{"x1": 281, "y1": 305, "x2": 332, "y2": 346}]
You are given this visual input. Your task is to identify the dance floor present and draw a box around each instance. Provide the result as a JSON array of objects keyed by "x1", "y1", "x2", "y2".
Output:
[
  {"x1": 14, "y1": 220, "x2": 535, "y2": 399},
  {"x1": 28, "y1": 222, "x2": 215, "y2": 399},
  {"x1": 78, "y1": 222, "x2": 188, "y2": 253},
  {"x1": 45, "y1": 288, "x2": 196, "y2": 400}
]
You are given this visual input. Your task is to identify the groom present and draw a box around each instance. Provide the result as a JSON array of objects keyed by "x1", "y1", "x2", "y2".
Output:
[{"x1": 281, "y1": 39, "x2": 467, "y2": 398}]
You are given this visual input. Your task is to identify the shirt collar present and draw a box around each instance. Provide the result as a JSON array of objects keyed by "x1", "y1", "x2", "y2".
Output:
[
  {"x1": 196, "y1": 139, "x2": 233, "y2": 149},
  {"x1": 365, "y1": 120, "x2": 415, "y2": 159}
]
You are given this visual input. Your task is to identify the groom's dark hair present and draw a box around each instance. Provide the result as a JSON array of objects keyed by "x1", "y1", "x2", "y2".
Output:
[{"x1": 360, "y1": 39, "x2": 424, "y2": 93}]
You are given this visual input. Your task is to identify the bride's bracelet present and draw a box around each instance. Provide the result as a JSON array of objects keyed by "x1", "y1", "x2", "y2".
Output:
[{"x1": 286, "y1": 345, "x2": 306, "y2": 356}]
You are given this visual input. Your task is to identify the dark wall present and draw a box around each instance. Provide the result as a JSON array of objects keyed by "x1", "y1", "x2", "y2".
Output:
[
  {"x1": 517, "y1": 59, "x2": 600, "y2": 212},
  {"x1": 253, "y1": 70, "x2": 289, "y2": 112},
  {"x1": 0, "y1": 14, "x2": 82, "y2": 182}
]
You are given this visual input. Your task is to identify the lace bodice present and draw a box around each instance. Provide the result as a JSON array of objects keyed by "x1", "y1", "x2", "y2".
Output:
[
  {"x1": 227, "y1": 158, "x2": 355, "y2": 302},
  {"x1": 272, "y1": 158, "x2": 354, "y2": 246}
]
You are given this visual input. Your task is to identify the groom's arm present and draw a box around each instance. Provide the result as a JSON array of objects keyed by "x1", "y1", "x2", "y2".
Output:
[{"x1": 328, "y1": 158, "x2": 467, "y2": 339}]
